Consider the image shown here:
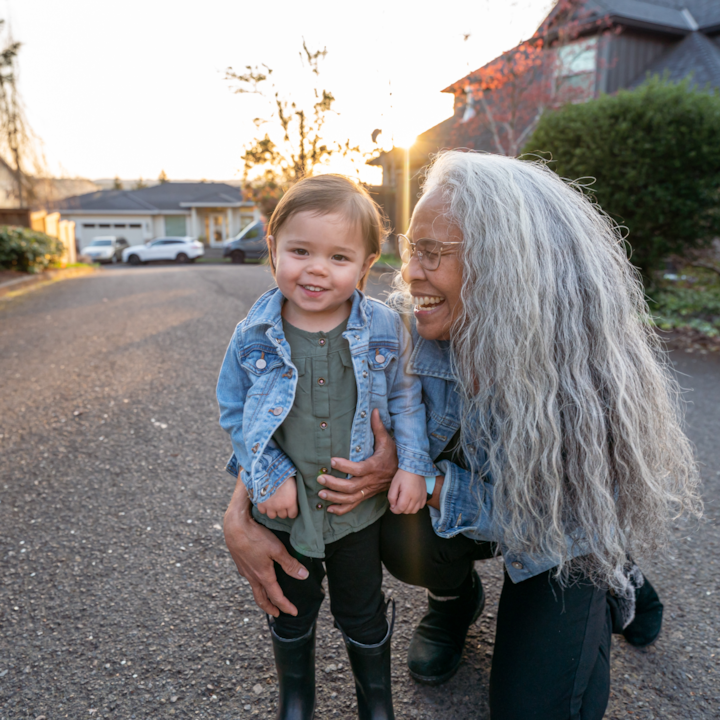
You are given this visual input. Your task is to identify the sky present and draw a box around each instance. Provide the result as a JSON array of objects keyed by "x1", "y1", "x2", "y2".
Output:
[{"x1": 1, "y1": 0, "x2": 554, "y2": 184}]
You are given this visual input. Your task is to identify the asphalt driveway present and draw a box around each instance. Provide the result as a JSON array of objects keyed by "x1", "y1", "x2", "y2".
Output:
[{"x1": 1, "y1": 264, "x2": 718, "y2": 719}]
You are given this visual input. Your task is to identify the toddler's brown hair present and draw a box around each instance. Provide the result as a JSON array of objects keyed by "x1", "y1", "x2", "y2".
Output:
[{"x1": 267, "y1": 174, "x2": 385, "y2": 291}]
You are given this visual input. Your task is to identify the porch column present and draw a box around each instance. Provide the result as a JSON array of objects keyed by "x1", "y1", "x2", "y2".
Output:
[
  {"x1": 227, "y1": 207, "x2": 233, "y2": 238},
  {"x1": 191, "y1": 207, "x2": 198, "y2": 240}
]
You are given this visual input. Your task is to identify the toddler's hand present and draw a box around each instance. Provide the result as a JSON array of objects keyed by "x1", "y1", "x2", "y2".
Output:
[
  {"x1": 388, "y1": 469, "x2": 426, "y2": 515},
  {"x1": 257, "y1": 476, "x2": 299, "y2": 520}
]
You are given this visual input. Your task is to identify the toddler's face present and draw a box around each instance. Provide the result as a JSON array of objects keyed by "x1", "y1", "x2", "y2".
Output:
[{"x1": 271, "y1": 210, "x2": 375, "y2": 328}]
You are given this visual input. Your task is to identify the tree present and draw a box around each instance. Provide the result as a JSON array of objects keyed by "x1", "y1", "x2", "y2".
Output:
[
  {"x1": 0, "y1": 20, "x2": 44, "y2": 207},
  {"x1": 158, "y1": 169, "x2": 168, "y2": 184},
  {"x1": 451, "y1": 0, "x2": 614, "y2": 156},
  {"x1": 134, "y1": 177, "x2": 147, "y2": 190},
  {"x1": 226, "y1": 41, "x2": 363, "y2": 212},
  {"x1": 523, "y1": 77, "x2": 720, "y2": 282},
  {"x1": 112, "y1": 176, "x2": 123, "y2": 190}
]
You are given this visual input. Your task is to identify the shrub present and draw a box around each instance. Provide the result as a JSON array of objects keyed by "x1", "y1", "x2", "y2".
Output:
[
  {"x1": 523, "y1": 78, "x2": 720, "y2": 282},
  {"x1": 0, "y1": 226, "x2": 64, "y2": 273}
]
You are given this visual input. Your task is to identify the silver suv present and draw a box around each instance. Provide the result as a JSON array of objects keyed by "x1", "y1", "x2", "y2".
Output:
[{"x1": 223, "y1": 221, "x2": 267, "y2": 264}]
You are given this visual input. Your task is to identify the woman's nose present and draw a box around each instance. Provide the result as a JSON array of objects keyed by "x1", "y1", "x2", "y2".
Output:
[{"x1": 401, "y1": 254, "x2": 425, "y2": 284}]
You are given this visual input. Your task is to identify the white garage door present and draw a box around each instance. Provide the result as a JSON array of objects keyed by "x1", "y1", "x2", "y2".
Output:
[{"x1": 80, "y1": 222, "x2": 146, "y2": 249}]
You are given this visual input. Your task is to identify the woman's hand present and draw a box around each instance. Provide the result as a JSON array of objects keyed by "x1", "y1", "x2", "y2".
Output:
[
  {"x1": 223, "y1": 474, "x2": 308, "y2": 617},
  {"x1": 318, "y1": 409, "x2": 398, "y2": 516}
]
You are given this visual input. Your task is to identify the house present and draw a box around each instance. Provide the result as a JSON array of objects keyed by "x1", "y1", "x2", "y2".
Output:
[
  {"x1": 370, "y1": 0, "x2": 720, "y2": 232},
  {"x1": 54, "y1": 182, "x2": 260, "y2": 250}
]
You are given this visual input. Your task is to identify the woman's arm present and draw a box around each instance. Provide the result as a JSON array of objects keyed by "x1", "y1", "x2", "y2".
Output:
[
  {"x1": 223, "y1": 472, "x2": 309, "y2": 617},
  {"x1": 318, "y1": 409, "x2": 398, "y2": 515}
]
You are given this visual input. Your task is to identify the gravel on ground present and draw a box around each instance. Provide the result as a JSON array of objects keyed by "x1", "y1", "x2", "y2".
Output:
[{"x1": 0, "y1": 264, "x2": 718, "y2": 719}]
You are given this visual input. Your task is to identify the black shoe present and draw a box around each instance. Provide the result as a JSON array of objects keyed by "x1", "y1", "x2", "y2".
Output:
[
  {"x1": 338, "y1": 601, "x2": 395, "y2": 720},
  {"x1": 407, "y1": 569, "x2": 485, "y2": 685},
  {"x1": 623, "y1": 575, "x2": 663, "y2": 648},
  {"x1": 269, "y1": 618, "x2": 316, "y2": 720}
]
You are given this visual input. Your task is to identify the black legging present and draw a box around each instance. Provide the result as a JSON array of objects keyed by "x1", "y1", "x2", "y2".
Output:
[{"x1": 381, "y1": 507, "x2": 611, "y2": 720}]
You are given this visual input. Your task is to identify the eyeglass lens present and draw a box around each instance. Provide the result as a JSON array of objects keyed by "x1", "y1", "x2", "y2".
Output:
[{"x1": 399, "y1": 236, "x2": 442, "y2": 271}]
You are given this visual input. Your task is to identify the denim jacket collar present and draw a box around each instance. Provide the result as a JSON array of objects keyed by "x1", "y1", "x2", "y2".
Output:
[
  {"x1": 242, "y1": 287, "x2": 369, "y2": 335},
  {"x1": 408, "y1": 332, "x2": 456, "y2": 382}
]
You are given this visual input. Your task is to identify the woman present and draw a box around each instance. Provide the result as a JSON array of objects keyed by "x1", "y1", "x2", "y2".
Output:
[{"x1": 224, "y1": 152, "x2": 700, "y2": 719}]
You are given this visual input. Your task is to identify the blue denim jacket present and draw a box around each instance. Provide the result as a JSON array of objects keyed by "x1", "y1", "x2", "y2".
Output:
[
  {"x1": 217, "y1": 288, "x2": 436, "y2": 504},
  {"x1": 409, "y1": 325, "x2": 588, "y2": 584}
]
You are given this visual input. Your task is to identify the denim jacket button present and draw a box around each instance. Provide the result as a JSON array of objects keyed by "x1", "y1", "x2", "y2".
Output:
[
  {"x1": 355, "y1": 446, "x2": 361, "y2": 452},
  {"x1": 375, "y1": 354, "x2": 385, "y2": 363},
  {"x1": 511, "y1": 561, "x2": 524, "y2": 570},
  {"x1": 251, "y1": 443, "x2": 259, "y2": 454},
  {"x1": 260, "y1": 487, "x2": 267, "y2": 496},
  {"x1": 362, "y1": 371, "x2": 368, "y2": 378},
  {"x1": 255, "y1": 358, "x2": 267, "y2": 369},
  {"x1": 360, "y1": 411, "x2": 366, "y2": 418},
  {"x1": 270, "y1": 407, "x2": 283, "y2": 415}
]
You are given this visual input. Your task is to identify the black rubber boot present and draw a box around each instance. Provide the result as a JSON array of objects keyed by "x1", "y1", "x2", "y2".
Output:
[
  {"x1": 268, "y1": 618, "x2": 316, "y2": 720},
  {"x1": 623, "y1": 575, "x2": 664, "y2": 647},
  {"x1": 338, "y1": 601, "x2": 395, "y2": 720},
  {"x1": 407, "y1": 568, "x2": 485, "y2": 685}
]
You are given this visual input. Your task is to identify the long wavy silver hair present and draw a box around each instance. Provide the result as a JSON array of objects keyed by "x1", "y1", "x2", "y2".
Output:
[{"x1": 414, "y1": 151, "x2": 701, "y2": 590}]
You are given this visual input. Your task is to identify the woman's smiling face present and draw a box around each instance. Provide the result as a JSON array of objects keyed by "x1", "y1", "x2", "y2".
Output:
[{"x1": 401, "y1": 191, "x2": 464, "y2": 341}]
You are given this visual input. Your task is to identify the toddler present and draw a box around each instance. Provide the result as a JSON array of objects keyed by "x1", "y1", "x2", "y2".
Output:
[{"x1": 217, "y1": 174, "x2": 436, "y2": 719}]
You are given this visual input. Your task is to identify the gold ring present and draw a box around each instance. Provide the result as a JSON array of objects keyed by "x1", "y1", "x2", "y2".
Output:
[{"x1": 360, "y1": 489, "x2": 365, "y2": 498}]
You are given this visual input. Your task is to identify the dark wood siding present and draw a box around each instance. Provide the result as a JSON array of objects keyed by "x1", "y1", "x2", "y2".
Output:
[{"x1": 599, "y1": 30, "x2": 676, "y2": 94}]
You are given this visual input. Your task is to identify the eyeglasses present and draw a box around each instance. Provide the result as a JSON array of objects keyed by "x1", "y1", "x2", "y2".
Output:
[{"x1": 397, "y1": 234, "x2": 462, "y2": 271}]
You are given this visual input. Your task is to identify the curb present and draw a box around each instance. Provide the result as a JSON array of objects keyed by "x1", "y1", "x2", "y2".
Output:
[{"x1": 0, "y1": 266, "x2": 98, "y2": 301}]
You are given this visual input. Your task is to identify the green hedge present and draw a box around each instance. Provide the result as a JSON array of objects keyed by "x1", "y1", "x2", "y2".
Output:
[
  {"x1": 523, "y1": 78, "x2": 720, "y2": 283},
  {"x1": 0, "y1": 226, "x2": 64, "y2": 273}
]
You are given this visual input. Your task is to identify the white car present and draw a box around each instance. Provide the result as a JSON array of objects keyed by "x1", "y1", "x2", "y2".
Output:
[
  {"x1": 83, "y1": 236, "x2": 129, "y2": 263},
  {"x1": 122, "y1": 237, "x2": 204, "y2": 265}
]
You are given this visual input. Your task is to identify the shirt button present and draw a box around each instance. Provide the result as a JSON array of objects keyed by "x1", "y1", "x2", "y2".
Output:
[
  {"x1": 317, "y1": 378, "x2": 326, "y2": 386},
  {"x1": 320, "y1": 467, "x2": 328, "y2": 474},
  {"x1": 360, "y1": 411, "x2": 366, "y2": 418},
  {"x1": 316, "y1": 503, "x2": 324, "y2": 510},
  {"x1": 320, "y1": 421, "x2": 327, "y2": 429},
  {"x1": 511, "y1": 561, "x2": 524, "y2": 570},
  {"x1": 319, "y1": 338, "x2": 326, "y2": 346}
]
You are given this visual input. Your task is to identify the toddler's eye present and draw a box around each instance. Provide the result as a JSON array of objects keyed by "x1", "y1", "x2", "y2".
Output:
[
  {"x1": 292, "y1": 248, "x2": 309, "y2": 256},
  {"x1": 332, "y1": 254, "x2": 348, "y2": 262}
]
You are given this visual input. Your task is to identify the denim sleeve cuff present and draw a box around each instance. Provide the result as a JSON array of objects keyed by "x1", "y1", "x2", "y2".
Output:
[
  {"x1": 224, "y1": 448, "x2": 296, "y2": 503},
  {"x1": 430, "y1": 460, "x2": 495, "y2": 541},
  {"x1": 396, "y1": 443, "x2": 437, "y2": 477}
]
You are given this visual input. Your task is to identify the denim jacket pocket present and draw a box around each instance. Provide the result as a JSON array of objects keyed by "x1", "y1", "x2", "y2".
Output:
[
  {"x1": 240, "y1": 349, "x2": 283, "y2": 396},
  {"x1": 367, "y1": 347, "x2": 397, "y2": 396}
]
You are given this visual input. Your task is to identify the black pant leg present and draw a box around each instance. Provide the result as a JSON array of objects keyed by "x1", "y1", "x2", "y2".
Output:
[
  {"x1": 380, "y1": 506, "x2": 496, "y2": 595},
  {"x1": 489, "y1": 569, "x2": 611, "y2": 720},
  {"x1": 270, "y1": 529, "x2": 326, "y2": 640},
  {"x1": 325, "y1": 519, "x2": 387, "y2": 645}
]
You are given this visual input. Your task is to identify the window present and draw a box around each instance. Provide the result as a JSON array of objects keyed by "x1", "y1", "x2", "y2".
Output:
[
  {"x1": 83, "y1": 224, "x2": 96, "y2": 228},
  {"x1": 89, "y1": 239, "x2": 113, "y2": 247},
  {"x1": 555, "y1": 37, "x2": 597, "y2": 99},
  {"x1": 165, "y1": 215, "x2": 187, "y2": 236},
  {"x1": 129, "y1": 223, "x2": 142, "y2": 228},
  {"x1": 244, "y1": 225, "x2": 260, "y2": 239},
  {"x1": 114, "y1": 223, "x2": 126, "y2": 228},
  {"x1": 99, "y1": 223, "x2": 111, "y2": 228}
]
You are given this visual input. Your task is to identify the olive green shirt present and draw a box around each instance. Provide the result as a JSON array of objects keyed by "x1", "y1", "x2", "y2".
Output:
[{"x1": 252, "y1": 318, "x2": 388, "y2": 558}]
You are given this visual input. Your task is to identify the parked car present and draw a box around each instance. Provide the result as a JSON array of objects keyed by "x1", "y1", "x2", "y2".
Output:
[
  {"x1": 223, "y1": 221, "x2": 267, "y2": 264},
  {"x1": 83, "y1": 236, "x2": 129, "y2": 264},
  {"x1": 122, "y1": 237, "x2": 204, "y2": 265}
]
